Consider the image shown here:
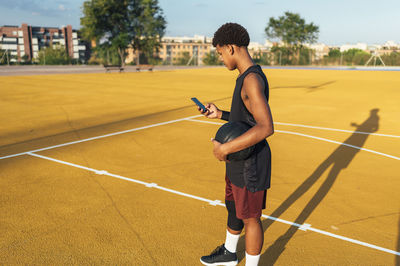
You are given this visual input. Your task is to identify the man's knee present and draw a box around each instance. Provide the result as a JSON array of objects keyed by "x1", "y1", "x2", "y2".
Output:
[
  {"x1": 225, "y1": 200, "x2": 244, "y2": 231},
  {"x1": 242, "y1": 217, "x2": 261, "y2": 225}
]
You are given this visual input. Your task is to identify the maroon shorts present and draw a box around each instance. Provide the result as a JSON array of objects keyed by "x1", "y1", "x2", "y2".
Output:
[{"x1": 225, "y1": 175, "x2": 267, "y2": 220}]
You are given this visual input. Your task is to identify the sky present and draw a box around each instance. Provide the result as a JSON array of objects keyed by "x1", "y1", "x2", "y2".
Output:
[{"x1": 0, "y1": 0, "x2": 399, "y2": 46}]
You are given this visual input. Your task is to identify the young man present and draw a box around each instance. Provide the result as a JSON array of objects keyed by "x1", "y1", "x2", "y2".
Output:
[{"x1": 198, "y1": 23, "x2": 274, "y2": 266}]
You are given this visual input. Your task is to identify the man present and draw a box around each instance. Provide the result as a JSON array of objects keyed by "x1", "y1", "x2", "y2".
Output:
[{"x1": 198, "y1": 23, "x2": 274, "y2": 266}]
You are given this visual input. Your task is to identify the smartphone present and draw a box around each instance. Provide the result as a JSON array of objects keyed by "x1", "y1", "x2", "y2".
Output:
[{"x1": 191, "y1": 97, "x2": 208, "y2": 113}]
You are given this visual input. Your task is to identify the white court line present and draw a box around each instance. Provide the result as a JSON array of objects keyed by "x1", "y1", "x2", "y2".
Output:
[
  {"x1": 2, "y1": 114, "x2": 397, "y2": 161},
  {"x1": 0, "y1": 114, "x2": 203, "y2": 160},
  {"x1": 184, "y1": 119, "x2": 400, "y2": 138},
  {"x1": 275, "y1": 130, "x2": 400, "y2": 161},
  {"x1": 186, "y1": 119, "x2": 400, "y2": 161},
  {"x1": 25, "y1": 152, "x2": 400, "y2": 257},
  {"x1": 275, "y1": 122, "x2": 400, "y2": 138}
]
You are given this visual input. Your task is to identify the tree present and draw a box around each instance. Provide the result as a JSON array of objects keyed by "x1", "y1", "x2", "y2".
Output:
[
  {"x1": 342, "y1": 48, "x2": 369, "y2": 65},
  {"x1": 174, "y1": 51, "x2": 191, "y2": 65},
  {"x1": 271, "y1": 46, "x2": 293, "y2": 65},
  {"x1": 382, "y1": 52, "x2": 400, "y2": 66},
  {"x1": 80, "y1": 0, "x2": 166, "y2": 66},
  {"x1": 37, "y1": 45, "x2": 71, "y2": 65},
  {"x1": 265, "y1": 12, "x2": 319, "y2": 64},
  {"x1": 203, "y1": 51, "x2": 222, "y2": 65},
  {"x1": 328, "y1": 49, "x2": 341, "y2": 58},
  {"x1": 253, "y1": 51, "x2": 271, "y2": 66},
  {"x1": 0, "y1": 49, "x2": 8, "y2": 65}
]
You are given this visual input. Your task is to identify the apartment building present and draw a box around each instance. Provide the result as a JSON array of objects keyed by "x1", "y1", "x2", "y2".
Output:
[
  {"x1": 125, "y1": 35, "x2": 213, "y2": 65},
  {"x1": 307, "y1": 43, "x2": 330, "y2": 59},
  {"x1": 0, "y1": 23, "x2": 87, "y2": 62},
  {"x1": 369, "y1": 41, "x2": 400, "y2": 56}
]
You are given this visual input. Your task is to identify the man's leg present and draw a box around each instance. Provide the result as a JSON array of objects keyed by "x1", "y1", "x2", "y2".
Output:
[
  {"x1": 242, "y1": 217, "x2": 263, "y2": 265},
  {"x1": 227, "y1": 227, "x2": 242, "y2": 235},
  {"x1": 225, "y1": 200, "x2": 244, "y2": 253},
  {"x1": 199, "y1": 178, "x2": 242, "y2": 265}
]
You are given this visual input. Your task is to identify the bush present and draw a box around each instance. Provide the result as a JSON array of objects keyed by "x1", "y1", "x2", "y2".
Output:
[
  {"x1": 298, "y1": 47, "x2": 313, "y2": 65},
  {"x1": 271, "y1": 46, "x2": 294, "y2": 65},
  {"x1": 0, "y1": 49, "x2": 18, "y2": 65},
  {"x1": 328, "y1": 49, "x2": 341, "y2": 58},
  {"x1": 381, "y1": 52, "x2": 400, "y2": 66},
  {"x1": 342, "y1": 48, "x2": 370, "y2": 65},
  {"x1": 37, "y1": 45, "x2": 71, "y2": 65}
]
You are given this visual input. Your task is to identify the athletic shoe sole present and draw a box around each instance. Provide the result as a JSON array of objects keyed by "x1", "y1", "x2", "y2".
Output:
[{"x1": 199, "y1": 258, "x2": 238, "y2": 266}]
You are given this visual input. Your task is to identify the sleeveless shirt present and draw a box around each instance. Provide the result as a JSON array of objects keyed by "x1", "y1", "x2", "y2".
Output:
[{"x1": 226, "y1": 65, "x2": 271, "y2": 192}]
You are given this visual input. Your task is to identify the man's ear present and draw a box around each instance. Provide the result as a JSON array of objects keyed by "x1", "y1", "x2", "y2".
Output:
[{"x1": 227, "y1": 44, "x2": 234, "y2": 55}]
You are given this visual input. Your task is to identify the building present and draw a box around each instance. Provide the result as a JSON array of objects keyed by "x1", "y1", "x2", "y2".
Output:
[
  {"x1": 0, "y1": 23, "x2": 87, "y2": 63},
  {"x1": 125, "y1": 35, "x2": 213, "y2": 65},
  {"x1": 307, "y1": 43, "x2": 330, "y2": 59},
  {"x1": 340, "y1": 43, "x2": 368, "y2": 52},
  {"x1": 368, "y1": 41, "x2": 400, "y2": 56}
]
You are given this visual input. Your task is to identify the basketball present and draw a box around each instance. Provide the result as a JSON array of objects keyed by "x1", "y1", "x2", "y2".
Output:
[{"x1": 214, "y1": 121, "x2": 255, "y2": 161}]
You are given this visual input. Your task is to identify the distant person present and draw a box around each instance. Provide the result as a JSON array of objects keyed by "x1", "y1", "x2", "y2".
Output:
[{"x1": 197, "y1": 23, "x2": 274, "y2": 266}]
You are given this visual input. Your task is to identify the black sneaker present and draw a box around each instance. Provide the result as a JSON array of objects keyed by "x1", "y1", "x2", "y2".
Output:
[{"x1": 200, "y1": 244, "x2": 238, "y2": 266}]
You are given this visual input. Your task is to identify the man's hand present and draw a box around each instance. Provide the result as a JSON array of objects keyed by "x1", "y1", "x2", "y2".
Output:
[
  {"x1": 211, "y1": 138, "x2": 229, "y2": 161},
  {"x1": 198, "y1": 103, "x2": 221, "y2": 119}
]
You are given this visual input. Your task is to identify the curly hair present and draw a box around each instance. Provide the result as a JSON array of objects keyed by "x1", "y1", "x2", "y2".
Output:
[{"x1": 212, "y1": 23, "x2": 250, "y2": 47}]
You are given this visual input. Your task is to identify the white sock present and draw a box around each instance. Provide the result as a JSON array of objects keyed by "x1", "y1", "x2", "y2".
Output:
[
  {"x1": 224, "y1": 230, "x2": 240, "y2": 253},
  {"x1": 245, "y1": 252, "x2": 260, "y2": 266}
]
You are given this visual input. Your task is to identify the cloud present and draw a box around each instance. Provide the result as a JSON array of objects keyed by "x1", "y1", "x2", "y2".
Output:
[{"x1": 58, "y1": 4, "x2": 66, "y2": 11}]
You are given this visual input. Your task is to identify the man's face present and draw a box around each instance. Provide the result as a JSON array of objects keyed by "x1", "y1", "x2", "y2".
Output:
[{"x1": 216, "y1": 44, "x2": 236, "y2": 70}]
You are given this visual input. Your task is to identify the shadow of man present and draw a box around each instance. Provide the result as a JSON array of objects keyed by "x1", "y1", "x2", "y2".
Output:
[{"x1": 236, "y1": 108, "x2": 380, "y2": 264}]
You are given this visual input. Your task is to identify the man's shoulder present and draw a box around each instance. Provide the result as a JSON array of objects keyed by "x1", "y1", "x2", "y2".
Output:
[{"x1": 243, "y1": 72, "x2": 265, "y2": 90}]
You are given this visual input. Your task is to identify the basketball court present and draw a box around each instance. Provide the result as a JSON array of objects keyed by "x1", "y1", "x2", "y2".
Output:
[{"x1": 0, "y1": 68, "x2": 399, "y2": 265}]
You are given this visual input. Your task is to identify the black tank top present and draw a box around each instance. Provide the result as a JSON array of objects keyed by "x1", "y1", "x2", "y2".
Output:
[{"x1": 226, "y1": 65, "x2": 271, "y2": 192}]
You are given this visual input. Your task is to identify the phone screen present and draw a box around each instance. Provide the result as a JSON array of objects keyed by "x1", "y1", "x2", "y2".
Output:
[{"x1": 191, "y1": 97, "x2": 207, "y2": 112}]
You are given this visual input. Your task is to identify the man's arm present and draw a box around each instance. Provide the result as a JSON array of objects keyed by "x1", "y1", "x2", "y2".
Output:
[{"x1": 215, "y1": 73, "x2": 274, "y2": 159}]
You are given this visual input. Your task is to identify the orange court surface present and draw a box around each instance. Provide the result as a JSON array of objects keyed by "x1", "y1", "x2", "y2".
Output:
[{"x1": 1, "y1": 67, "x2": 400, "y2": 265}]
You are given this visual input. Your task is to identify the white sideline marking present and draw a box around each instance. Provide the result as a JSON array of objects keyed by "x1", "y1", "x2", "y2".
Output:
[
  {"x1": 25, "y1": 152, "x2": 400, "y2": 257},
  {"x1": 275, "y1": 122, "x2": 400, "y2": 138},
  {"x1": 186, "y1": 119, "x2": 400, "y2": 161},
  {"x1": 145, "y1": 183, "x2": 158, "y2": 188},
  {"x1": 307, "y1": 227, "x2": 400, "y2": 256},
  {"x1": 0, "y1": 114, "x2": 203, "y2": 160},
  {"x1": 187, "y1": 119, "x2": 400, "y2": 138},
  {"x1": 299, "y1": 223, "x2": 312, "y2": 231},
  {"x1": 94, "y1": 170, "x2": 108, "y2": 175},
  {"x1": 209, "y1": 200, "x2": 222, "y2": 206},
  {"x1": 277, "y1": 130, "x2": 400, "y2": 161},
  {"x1": 3, "y1": 115, "x2": 396, "y2": 161}
]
